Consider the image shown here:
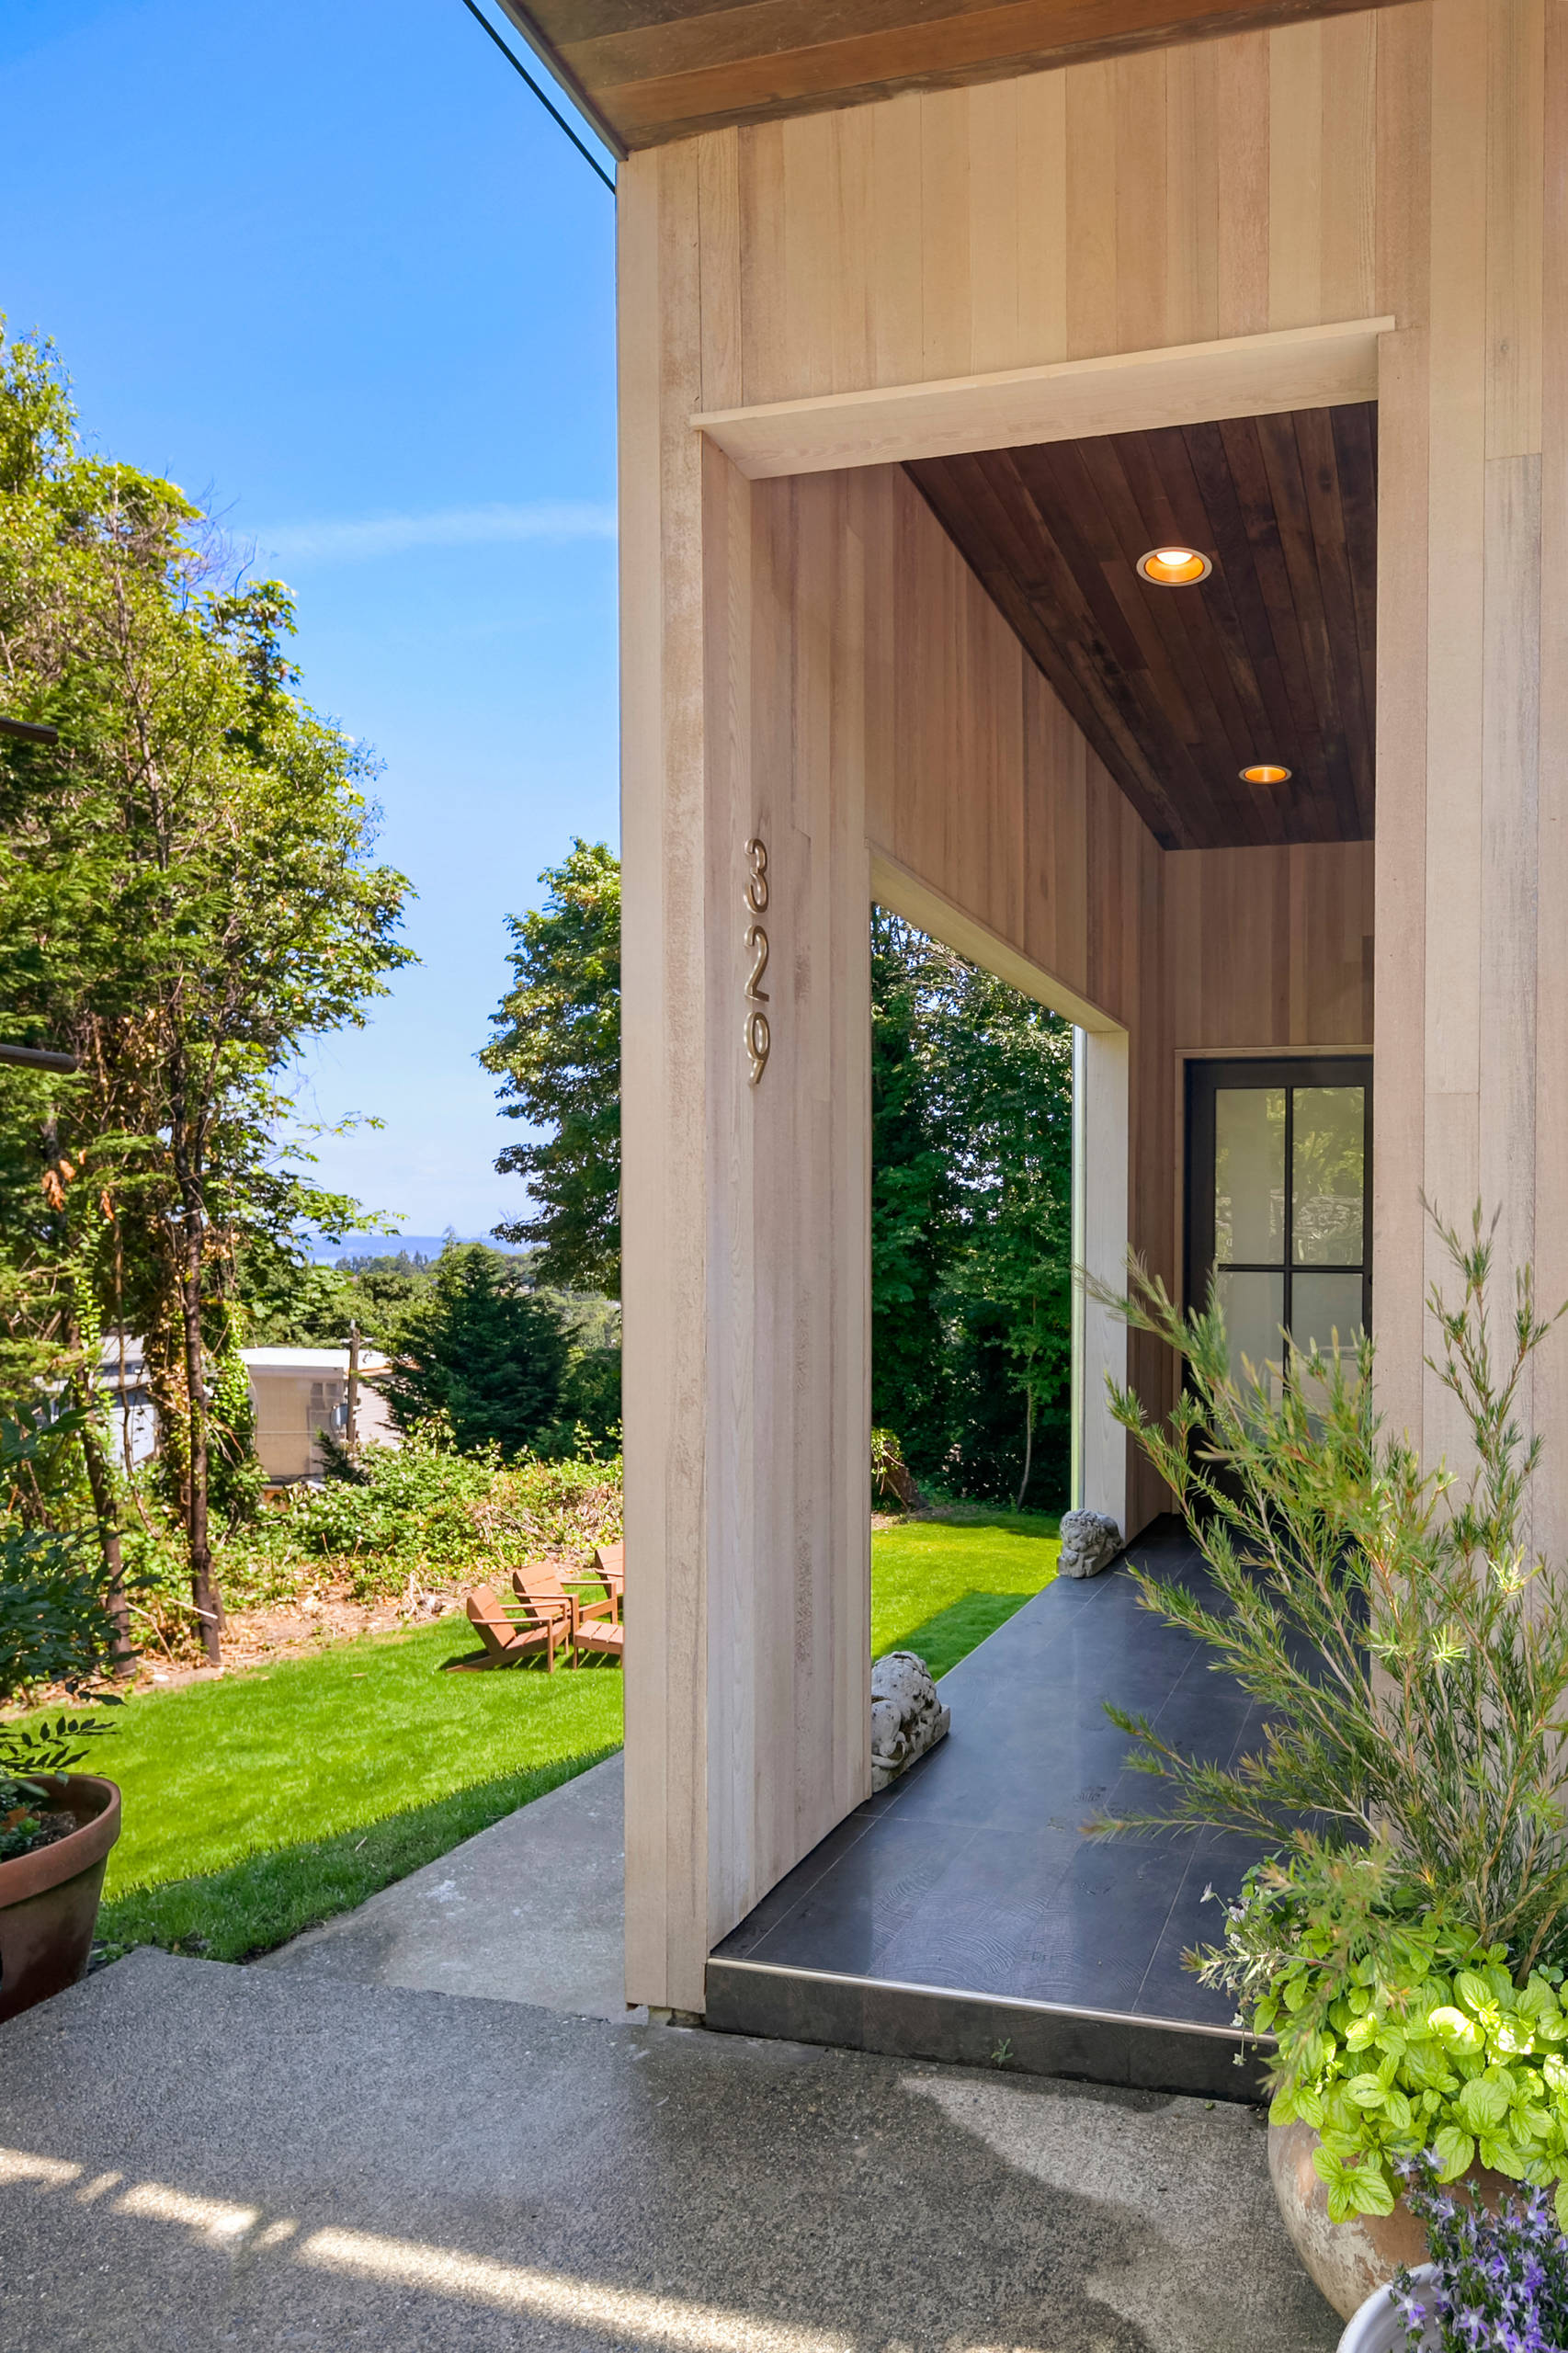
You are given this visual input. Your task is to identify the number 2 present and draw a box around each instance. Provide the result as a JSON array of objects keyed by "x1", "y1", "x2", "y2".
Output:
[{"x1": 744, "y1": 923, "x2": 769, "y2": 1003}]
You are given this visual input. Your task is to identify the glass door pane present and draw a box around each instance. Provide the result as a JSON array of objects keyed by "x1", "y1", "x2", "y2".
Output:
[
  {"x1": 1217, "y1": 1269, "x2": 1286, "y2": 1390},
  {"x1": 1292, "y1": 1087, "x2": 1365, "y2": 1267},
  {"x1": 1214, "y1": 1087, "x2": 1285, "y2": 1263},
  {"x1": 1291, "y1": 1270, "x2": 1364, "y2": 1357}
]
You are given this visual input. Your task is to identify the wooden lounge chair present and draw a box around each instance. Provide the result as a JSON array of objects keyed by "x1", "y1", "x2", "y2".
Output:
[
  {"x1": 514, "y1": 1570, "x2": 624, "y2": 1666},
  {"x1": 570, "y1": 1614, "x2": 624, "y2": 1665},
  {"x1": 452, "y1": 1583, "x2": 569, "y2": 1673},
  {"x1": 591, "y1": 1541, "x2": 624, "y2": 1618}
]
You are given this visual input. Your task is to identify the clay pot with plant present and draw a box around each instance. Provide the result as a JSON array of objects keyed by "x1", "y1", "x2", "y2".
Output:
[
  {"x1": 1095, "y1": 1207, "x2": 1568, "y2": 2328},
  {"x1": 0, "y1": 1415, "x2": 123, "y2": 2022}
]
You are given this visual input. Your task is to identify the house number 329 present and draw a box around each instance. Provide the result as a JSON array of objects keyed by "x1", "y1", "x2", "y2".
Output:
[{"x1": 743, "y1": 836, "x2": 770, "y2": 1086}]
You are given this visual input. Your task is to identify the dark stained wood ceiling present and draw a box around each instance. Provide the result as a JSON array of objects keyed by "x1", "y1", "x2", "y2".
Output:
[
  {"x1": 906, "y1": 404, "x2": 1377, "y2": 852},
  {"x1": 500, "y1": 0, "x2": 1403, "y2": 153}
]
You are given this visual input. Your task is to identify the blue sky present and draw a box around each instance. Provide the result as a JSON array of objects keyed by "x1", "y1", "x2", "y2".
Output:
[{"x1": 2, "y1": 0, "x2": 619, "y2": 1236}]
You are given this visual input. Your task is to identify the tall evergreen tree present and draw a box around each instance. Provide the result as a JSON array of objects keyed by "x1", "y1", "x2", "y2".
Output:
[{"x1": 379, "y1": 1245, "x2": 569, "y2": 1457}]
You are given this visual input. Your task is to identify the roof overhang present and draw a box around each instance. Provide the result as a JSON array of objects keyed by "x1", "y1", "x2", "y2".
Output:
[{"x1": 498, "y1": 0, "x2": 1414, "y2": 153}]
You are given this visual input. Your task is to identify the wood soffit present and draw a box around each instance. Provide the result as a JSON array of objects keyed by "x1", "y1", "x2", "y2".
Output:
[
  {"x1": 499, "y1": 0, "x2": 1408, "y2": 151},
  {"x1": 907, "y1": 404, "x2": 1377, "y2": 853}
]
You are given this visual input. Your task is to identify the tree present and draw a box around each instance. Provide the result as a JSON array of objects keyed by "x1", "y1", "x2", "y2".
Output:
[
  {"x1": 937, "y1": 965, "x2": 1073, "y2": 1506},
  {"x1": 483, "y1": 840, "x2": 619, "y2": 1294},
  {"x1": 0, "y1": 327, "x2": 413, "y2": 1659},
  {"x1": 479, "y1": 845, "x2": 1073, "y2": 1506},
  {"x1": 379, "y1": 1245, "x2": 569, "y2": 1456},
  {"x1": 872, "y1": 917, "x2": 1074, "y2": 1505},
  {"x1": 869, "y1": 913, "x2": 961, "y2": 1477}
]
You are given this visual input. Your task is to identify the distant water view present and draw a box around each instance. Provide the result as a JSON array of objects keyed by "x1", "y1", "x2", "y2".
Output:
[{"x1": 308, "y1": 1233, "x2": 526, "y2": 1265}]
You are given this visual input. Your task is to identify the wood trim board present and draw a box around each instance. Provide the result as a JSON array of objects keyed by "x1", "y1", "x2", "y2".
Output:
[
  {"x1": 693, "y1": 316, "x2": 1395, "y2": 478},
  {"x1": 869, "y1": 848, "x2": 1126, "y2": 1029}
]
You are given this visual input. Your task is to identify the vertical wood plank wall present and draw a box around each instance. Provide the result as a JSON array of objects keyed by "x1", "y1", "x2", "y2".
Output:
[{"x1": 620, "y1": 0, "x2": 1555, "y2": 2010}]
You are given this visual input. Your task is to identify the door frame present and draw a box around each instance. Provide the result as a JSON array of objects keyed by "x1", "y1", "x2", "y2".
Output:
[{"x1": 1184, "y1": 1055, "x2": 1374, "y2": 1342}]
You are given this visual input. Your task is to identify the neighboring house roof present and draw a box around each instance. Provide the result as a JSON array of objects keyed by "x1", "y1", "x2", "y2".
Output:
[
  {"x1": 241, "y1": 1347, "x2": 391, "y2": 1375},
  {"x1": 98, "y1": 1336, "x2": 149, "y2": 1387},
  {"x1": 97, "y1": 1339, "x2": 392, "y2": 1380}
]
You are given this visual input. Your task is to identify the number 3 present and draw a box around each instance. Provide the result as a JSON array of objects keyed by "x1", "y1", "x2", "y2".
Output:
[{"x1": 744, "y1": 837, "x2": 769, "y2": 914}]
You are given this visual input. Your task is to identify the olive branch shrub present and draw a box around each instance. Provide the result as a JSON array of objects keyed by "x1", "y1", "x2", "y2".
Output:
[{"x1": 1099, "y1": 1208, "x2": 1568, "y2": 2222}]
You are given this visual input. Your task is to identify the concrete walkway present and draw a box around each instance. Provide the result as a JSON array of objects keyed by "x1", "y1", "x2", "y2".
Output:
[
  {"x1": 0, "y1": 1947, "x2": 1338, "y2": 2352},
  {"x1": 258, "y1": 1753, "x2": 641, "y2": 2021}
]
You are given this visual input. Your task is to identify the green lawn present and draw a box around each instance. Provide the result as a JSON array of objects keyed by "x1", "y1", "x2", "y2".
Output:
[
  {"x1": 64, "y1": 1507, "x2": 1056, "y2": 1965},
  {"x1": 92, "y1": 1619, "x2": 622, "y2": 1963},
  {"x1": 871, "y1": 1507, "x2": 1060, "y2": 1677}
]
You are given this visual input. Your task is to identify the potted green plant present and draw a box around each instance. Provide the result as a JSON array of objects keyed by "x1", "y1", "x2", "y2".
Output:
[
  {"x1": 1099, "y1": 1209, "x2": 1568, "y2": 2324},
  {"x1": 0, "y1": 1417, "x2": 121, "y2": 2023}
]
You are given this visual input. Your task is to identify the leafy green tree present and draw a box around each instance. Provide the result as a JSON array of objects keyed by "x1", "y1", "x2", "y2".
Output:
[
  {"x1": 483, "y1": 840, "x2": 619, "y2": 1294},
  {"x1": 477, "y1": 848, "x2": 1072, "y2": 1506},
  {"x1": 0, "y1": 327, "x2": 413, "y2": 1657},
  {"x1": 869, "y1": 913, "x2": 1074, "y2": 1505},
  {"x1": 869, "y1": 913, "x2": 960, "y2": 1478},
  {"x1": 939, "y1": 963, "x2": 1073, "y2": 1506},
  {"x1": 379, "y1": 1245, "x2": 569, "y2": 1457}
]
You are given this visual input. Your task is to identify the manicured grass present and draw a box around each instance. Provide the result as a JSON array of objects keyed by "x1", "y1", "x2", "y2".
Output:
[
  {"x1": 90, "y1": 1618, "x2": 621, "y2": 1962},
  {"x1": 63, "y1": 1510, "x2": 1053, "y2": 1965},
  {"x1": 870, "y1": 1506, "x2": 1061, "y2": 1677}
]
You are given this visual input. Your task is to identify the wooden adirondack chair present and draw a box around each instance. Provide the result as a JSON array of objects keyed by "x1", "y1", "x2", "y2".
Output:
[
  {"x1": 513, "y1": 1569, "x2": 624, "y2": 1666},
  {"x1": 591, "y1": 1541, "x2": 624, "y2": 1619},
  {"x1": 453, "y1": 1582, "x2": 569, "y2": 1673}
]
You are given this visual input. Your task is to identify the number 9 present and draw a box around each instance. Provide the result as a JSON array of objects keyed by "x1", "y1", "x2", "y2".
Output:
[{"x1": 746, "y1": 1009, "x2": 770, "y2": 1086}]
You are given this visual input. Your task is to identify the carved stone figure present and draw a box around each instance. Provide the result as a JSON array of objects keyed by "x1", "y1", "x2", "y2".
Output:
[
  {"x1": 870, "y1": 1650, "x2": 950, "y2": 1791},
  {"x1": 1057, "y1": 1508, "x2": 1122, "y2": 1579}
]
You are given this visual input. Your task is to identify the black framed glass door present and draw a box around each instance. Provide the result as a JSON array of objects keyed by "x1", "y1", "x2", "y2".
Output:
[{"x1": 1186, "y1": 1058, "x2": 1372, "y2": 1386}]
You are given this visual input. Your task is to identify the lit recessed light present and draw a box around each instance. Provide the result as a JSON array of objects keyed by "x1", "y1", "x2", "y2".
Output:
[
  {"x1": 1240, "y1": 763, "x2": 1291, "y2": 786},
  {"x1": 1137, "y1": 545, "x2": 1212, "y2": 586}
]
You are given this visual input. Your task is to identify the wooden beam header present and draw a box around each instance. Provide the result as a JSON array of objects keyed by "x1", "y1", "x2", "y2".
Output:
[{"x1": 692, "y1": 319, "x2": 1394, "y2": 480}]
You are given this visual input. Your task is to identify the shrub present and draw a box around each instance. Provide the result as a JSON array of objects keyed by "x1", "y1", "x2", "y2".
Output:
[
  {"x1": 1104, "y1": 1207, "x2": 1568, "y2": 1971},
  {"x1": 1101, "y1": 1207, "x2": 1568, "y2": 2220},
  {"x1": 0, "y1": 1417, "x2": 120, "y2": 1859},
  {"x1": 228, "y1": 1421, "x2": 622, "y2": 1600}
]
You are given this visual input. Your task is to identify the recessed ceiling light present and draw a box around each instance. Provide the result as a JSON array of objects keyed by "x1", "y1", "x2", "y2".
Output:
[
  {"x1": 1240, "y1": 763, "x2": 1291, "y2": 786},
  {"x1": 1137, "y1": 545, "x2": 1212, "y2": 586}
]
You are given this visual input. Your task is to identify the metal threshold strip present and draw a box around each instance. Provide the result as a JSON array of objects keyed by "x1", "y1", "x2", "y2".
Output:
[{"x1": 710, "y1": 1951, "x2": 1273, "y2": 2051}]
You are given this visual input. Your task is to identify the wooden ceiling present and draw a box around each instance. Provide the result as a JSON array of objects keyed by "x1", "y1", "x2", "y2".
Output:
[
  {"x1": 499, "y1": 0, "x2": 1399, "y2": 153},
  {"x1": 906, "y1": 404, "x2": 1377, "y2": 853}
]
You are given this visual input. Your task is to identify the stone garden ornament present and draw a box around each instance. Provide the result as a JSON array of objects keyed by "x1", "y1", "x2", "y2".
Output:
[
  {"x1": 1057, "y1": 1509, "x2": 1122, "y2": 1578},
  {"x1": 870, "y1": 1652, "x2": 949, "y2": 1791}
]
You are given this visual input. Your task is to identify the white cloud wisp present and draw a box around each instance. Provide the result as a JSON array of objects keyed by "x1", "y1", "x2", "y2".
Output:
[{"x1": 255, "y1": 500, "x2": 618, "y2": 564}]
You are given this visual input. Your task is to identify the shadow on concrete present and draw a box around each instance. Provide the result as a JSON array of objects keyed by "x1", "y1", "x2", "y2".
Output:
[{"x1": 0, "y1": 1948, "x2": 1339, "y2": 2353}]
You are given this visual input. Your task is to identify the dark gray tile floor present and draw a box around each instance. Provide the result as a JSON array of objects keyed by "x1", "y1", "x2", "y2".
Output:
[{"x1": 708, "y1": 1518, "x2": 1273, "y2": 2094}]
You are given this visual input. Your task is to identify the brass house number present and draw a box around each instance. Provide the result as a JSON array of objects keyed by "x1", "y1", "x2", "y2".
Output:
[{"x1": 744, "y1": 835, "x2": 770, "y2": 1086}]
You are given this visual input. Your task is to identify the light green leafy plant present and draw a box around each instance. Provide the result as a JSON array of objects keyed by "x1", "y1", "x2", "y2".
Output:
[{"x1": 1206, "y1": 1847, "x2": 1568, "y2": 2223}]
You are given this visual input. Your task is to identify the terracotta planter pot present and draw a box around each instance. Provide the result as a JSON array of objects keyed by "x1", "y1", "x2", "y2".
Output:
[
  {"x1": 0, "y1": 1775, "x2": 120, "y2": 2025},
  {"x1": 1269, "y1": 2118, "x2": 1510, "y2": 2321}
]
